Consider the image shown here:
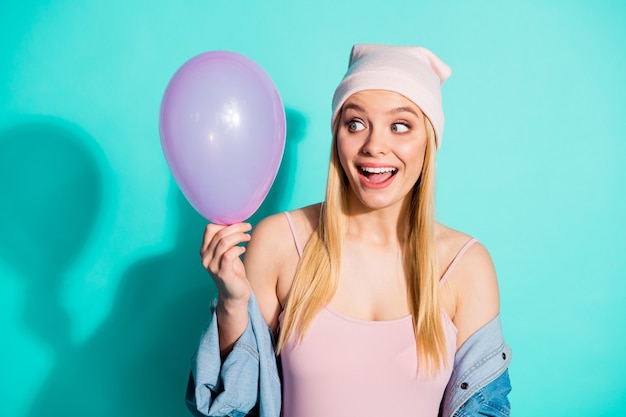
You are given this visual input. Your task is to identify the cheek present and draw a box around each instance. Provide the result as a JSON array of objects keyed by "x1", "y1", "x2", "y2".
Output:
[
  {"x1": 401, "y1": 141, "x2": 426, "y2": 161},
  {"x1": 336, "y1": 137, "x2": 355, "y2": 172},
  {"x1": 403, "y1": 143, "x2": 427, "y2": 178}
]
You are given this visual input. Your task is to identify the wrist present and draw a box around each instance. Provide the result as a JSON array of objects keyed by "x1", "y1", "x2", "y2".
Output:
[{"x1": 216, "y1": 294, "x2": 249, "y2": 315}]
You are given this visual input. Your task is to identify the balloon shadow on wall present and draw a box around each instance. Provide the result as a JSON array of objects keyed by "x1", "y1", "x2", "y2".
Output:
[
  {"x1": 0, "y1": 117, "x2": 106, "y2": 356},
  {"x1": 250, "y1": 108, "x2": 307, "y2": 224},
  {"x1": 26, "y1": 184, "x2": 216, "y2": 417},
  {"x1": 25, "y1": 108, "x2": 306, "y2": 417}
]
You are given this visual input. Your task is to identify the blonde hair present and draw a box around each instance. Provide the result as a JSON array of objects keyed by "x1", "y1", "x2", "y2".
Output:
[{"x1": 277, "y1": 114, "x2": 446, "y2": 375}]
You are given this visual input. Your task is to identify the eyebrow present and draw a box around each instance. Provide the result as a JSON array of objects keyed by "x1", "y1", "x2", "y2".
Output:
[
  {"x1": 342, "y1": 103, "x2": 366, "y2": 113},
  {"x1": 342, "y1": 103, "x2": 421, "y2": 118},
  {"x1": 389, "y1": 106, "x2": 421, "y2": 118}
]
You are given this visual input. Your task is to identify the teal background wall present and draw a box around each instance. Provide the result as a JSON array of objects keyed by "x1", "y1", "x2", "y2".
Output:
[{"x1": 1, "y1": 1, "x2": 624, "y2": 416}]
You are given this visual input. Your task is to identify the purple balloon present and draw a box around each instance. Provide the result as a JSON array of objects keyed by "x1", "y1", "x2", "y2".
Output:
[{"x1": 160, "y1": 51, "x2": 286, "y2": 224}]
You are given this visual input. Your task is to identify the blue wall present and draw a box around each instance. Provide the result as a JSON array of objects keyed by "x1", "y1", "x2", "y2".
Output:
[{"x1": 1, "y1": 1, "x2": 625, "y2": 416}]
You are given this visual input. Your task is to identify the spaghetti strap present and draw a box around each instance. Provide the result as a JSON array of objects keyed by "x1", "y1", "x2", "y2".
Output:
[
  {"x1": 439, "y1": 238, "x2": 478, "y2": 286},
  {"x1": 283, "y1": 211, "x2": 303, "y2": 258}
]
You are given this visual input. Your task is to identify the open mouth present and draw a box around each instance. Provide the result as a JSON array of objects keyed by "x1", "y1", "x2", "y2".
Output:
[{"x1": 359, "y1": 166, "x2": 398, "y2": 184}]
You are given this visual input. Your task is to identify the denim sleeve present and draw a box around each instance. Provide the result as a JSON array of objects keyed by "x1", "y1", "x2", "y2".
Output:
[
  {"x1": 185, "y1": 306, "x2": 261, "y2": 417},
  {"x1": 452, "y1": 369, "x2": 511, "y2": 417}
]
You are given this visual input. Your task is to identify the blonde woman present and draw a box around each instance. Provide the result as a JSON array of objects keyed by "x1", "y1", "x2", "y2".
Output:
[{"x1": 189, "y1": 44, "x2": 512, "y2": 417}]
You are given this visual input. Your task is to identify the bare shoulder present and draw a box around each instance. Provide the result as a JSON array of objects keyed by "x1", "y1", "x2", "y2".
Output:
[
  {"x1": 436, "y1": 223, "x2": 495, "y2": 281},
  {"x1": 274, "y1": 203, "x2": 321, "y2": 301},
  {"x1": 243, "y1": 203, "x2": 321, "y2": 330},
  {"x1": 244, "y1": 210, "x2": 297, "y2": 289},
  {"x1": 242, "y1": 211, "x2": 295, "y2": 330},
  {"x1": 247, "y1": 211, "x2": 293, "y2": 253},
  {"x1": 436, "y1": 223, "x2": 500, "y2": 347},
  {"x1": 285, "y1": 202, "x2": 322, "y2": 245},
  {"x1": 248, "y1": 203, "x2": 320, "y2": 255},
  {"x1": 436, "y1": 223, "x2": 474, "y2": 271}
]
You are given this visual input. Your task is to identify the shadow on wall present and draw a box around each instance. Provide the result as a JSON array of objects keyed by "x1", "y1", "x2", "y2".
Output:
[
  {"x1": 24, "y1": 183, "x2": 217, "y2": 417},
  {"x1": 249, "y1": 108, "x2": 308, "y2": 224},
  {"x1": 22, "y1": 108, "x2": 306, "y2": 417},
  {"x1": 0, "y1": 117, "x2": 106, "y2": 354}
]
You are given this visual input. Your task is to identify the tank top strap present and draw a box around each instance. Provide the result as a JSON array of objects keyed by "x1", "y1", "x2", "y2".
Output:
[
  {"x1": 439, "y1": 238, "x2": 478, "y2": 286},
  {"x1": 283, "y1": 211, "x2": 303, "y2": 258}
]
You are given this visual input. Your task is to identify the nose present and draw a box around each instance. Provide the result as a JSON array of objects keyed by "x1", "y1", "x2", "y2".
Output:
[{"x1": 362, "y1": 126, "x2": 389, "y2": 156}]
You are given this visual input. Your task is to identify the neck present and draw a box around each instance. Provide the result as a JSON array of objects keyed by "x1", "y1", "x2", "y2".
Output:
[{"x1": 344, "y1": 196, "x2": 412, "y2": 247}]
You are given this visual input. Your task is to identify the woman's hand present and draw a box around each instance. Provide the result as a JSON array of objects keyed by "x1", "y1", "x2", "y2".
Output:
[{"x1": 200, "y1": 222, "x2": 252, "y2": 305}]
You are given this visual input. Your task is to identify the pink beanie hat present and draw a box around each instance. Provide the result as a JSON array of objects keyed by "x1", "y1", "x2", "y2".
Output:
[{"x1": 331, "y1": 44, "x2": 451, "y2": 149}]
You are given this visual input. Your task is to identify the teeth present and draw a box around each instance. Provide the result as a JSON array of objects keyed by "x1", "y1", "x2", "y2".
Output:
[{"x1": 361, "y1": 166, "x2": 397, "y2": 174}]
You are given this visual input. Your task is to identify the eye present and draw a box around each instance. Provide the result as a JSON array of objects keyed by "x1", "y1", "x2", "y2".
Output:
[
  {"x1": 391, "y1": 122, "x2": 410, "y2": 133},
  {"x1": 347, "y1": 119, "x2": 366, "y2": 132}
]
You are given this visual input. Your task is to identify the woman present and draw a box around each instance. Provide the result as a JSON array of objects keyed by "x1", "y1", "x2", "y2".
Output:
[{"x1": 188, "y1": 44, "x2": 512, "y2": 417}]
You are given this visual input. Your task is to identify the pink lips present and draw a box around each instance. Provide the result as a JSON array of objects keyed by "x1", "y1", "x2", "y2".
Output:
[{"x1": 358, "y1": 163, "x2": 398, "y2": 189}]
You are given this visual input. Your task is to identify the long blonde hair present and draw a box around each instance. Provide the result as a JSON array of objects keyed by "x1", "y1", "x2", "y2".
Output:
[{"x1": 277, "y1": 114, "x2": 446, "y2": 374}]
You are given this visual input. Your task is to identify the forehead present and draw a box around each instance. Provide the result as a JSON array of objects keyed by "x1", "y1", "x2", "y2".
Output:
[{"x1": 342, "y1": 90, "x2": 423, "y2": 116}]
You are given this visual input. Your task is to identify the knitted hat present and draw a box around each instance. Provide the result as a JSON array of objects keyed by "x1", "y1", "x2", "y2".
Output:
[{"x1": 331, "y1": 44, "x2": 451, "y2": 148}]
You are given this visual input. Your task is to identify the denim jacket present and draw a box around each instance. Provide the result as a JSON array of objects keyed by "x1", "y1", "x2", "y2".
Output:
[
  {"x1": 186, "y1": 292, "x2": 512, "y2": 417},
  {"x1": 440, "y1": 314, "x2": 512, "y2": 416}
]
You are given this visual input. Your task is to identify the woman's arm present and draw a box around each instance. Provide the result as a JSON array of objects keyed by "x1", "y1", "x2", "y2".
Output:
[
  {"x1": 440, "y1": 314, "x2": 512, "y2": 417},
  {"x1": 243, "y1": 213, "x2": 296, "y2": 333},
  {"x1": 442, "y1": 241, "x2": 512, "y2": 417},
  {"x1": 190, "y1": 215, "x2": 290, "y2": 417},
  {"x1": 199, "y1": 212, "x2": 290, "y2": 355},
  {"x1": 450, "y1": 242, "x2": 501, "y2": 349},
  {"x1": 200, "y1": 222, "x2": 252, "y2": 357}
]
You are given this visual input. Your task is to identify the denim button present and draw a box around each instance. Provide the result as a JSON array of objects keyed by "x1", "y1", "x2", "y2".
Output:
[
  {"x1": 460, "y1": 382, "x2": 469, "y2": 389},
  {"x1": 502, "y1": 352, "x2": 507, "y2": 360}
]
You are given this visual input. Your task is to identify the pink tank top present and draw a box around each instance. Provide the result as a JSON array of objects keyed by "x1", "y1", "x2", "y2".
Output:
[{"x1": 280, "y1": 212, "x2": 476, "y2": 417}]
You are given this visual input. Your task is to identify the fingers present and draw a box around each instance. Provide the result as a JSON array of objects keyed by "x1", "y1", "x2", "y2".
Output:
[
  {"x1": 217, "y1": 244, "x2": 247, "y2": 269},
  {"x1": 200, "y1": 222, "x2": 251, "y2": 252},
  {"x1": 200, "y1": 222, "x2": 252, "y2": 272}
]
